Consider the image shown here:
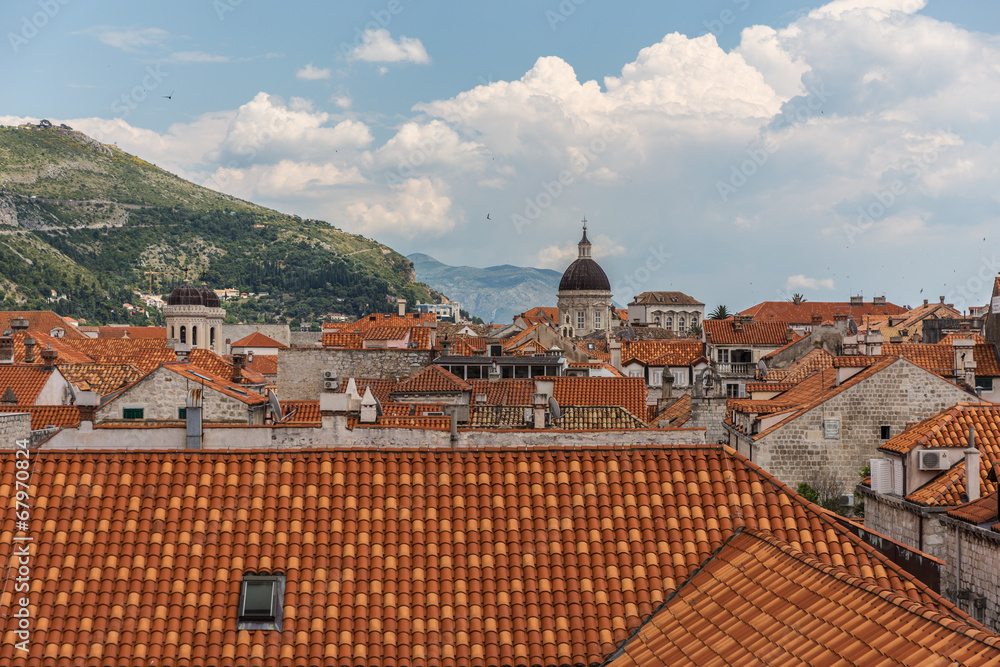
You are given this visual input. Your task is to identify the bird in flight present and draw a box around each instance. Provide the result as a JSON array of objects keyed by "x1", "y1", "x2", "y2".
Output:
[
  {"x1": 163, "y1": 91, "x2": 174, "y2": 100},
  {"x1": 486, "y1": 214, "x2": 491, "y2": 220}
]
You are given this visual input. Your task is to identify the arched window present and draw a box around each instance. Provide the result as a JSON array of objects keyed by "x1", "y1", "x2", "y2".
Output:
[
  {"x1": 679, "y1": 317, "x2": 685, "y2": 331},
  {"x1": 665, "y1": 317, "x2": 672, "y2": 330},
  {"x1": 691, "y1": 315, "x2": 698, "y2": 326},
  {"x1": 210, "y1": 327, "x2": 216, "y2": 349},
  {"x1": 192, "y1": 326, "x2": 198, "y2": 347},
  {"x1": 180, "y1": 326, "x2": 186, "y2": 344},
  {"x1": 654, "y1": 317, "x2": 660, "y2": 326}
]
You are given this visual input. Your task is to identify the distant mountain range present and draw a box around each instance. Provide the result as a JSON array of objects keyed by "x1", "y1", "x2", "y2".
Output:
[{"x1": 408, "y1": 253, "x2": 561, "y2": 324}]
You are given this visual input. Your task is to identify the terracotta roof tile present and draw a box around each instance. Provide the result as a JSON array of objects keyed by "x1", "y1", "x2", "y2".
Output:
[
  {"x1": 939, "y1": 332, "x2": 986, "y2": 345},
  {"x1": 551, "y1": 376, "x2": 648, "y2": 423},
  {"x1": 277, "y1": 400, "x2": 321, "y2": 424},
  {"x1": 703, "y1": 319, "x2": 798, "y2": 346},
  {"x1": 393, "y1": 365, "x2": 471, "y2": 394},
  {"x1": 761, "y1": 348, "x2": 835, "y2": 383},
  {"x1": 0, "y1": 405, "x2": 80, "y2": 429},
  {"x1": 321, "y1": 332, "x2": 363, "y2": 349},
  {"x1": 881, "y1": 342, "x2": 1000, "y2": 377},
  {"x1": 622, "y1": 340, "x2": 703, "y2": 366},
  {"x1": 162, "y1": 362, "x2": 268, "y2": 405},
  {"x1": 0, "y1": 444, "x2": 980, "y2": 667},
  {"x1": 338, "y1": 378, "x2": 397, "y2": 405},
  {"x1": 468, "y1": 379, "x2": 536, "y2": 405},
  {"x1": 84, "y1": 325, "x2": 167, "y2": 339},
  {"x1": 608, "y1": 529, "x2": 1000, "y2": 667},
  {"x1": 246, "y1": 354, "x2": 278, "y2": 375},
  {"x1": 654, "y1": 393, "x2": 691, "y2": 427},
  {"x1": 0, "y1": 310, "x2": 85, "y2": 338},
  {"x1": 0, "y1": 364, "x2": 57, "y2": 405},
  {"x1": 468, "y1": 405, "x2": 649, "y2": 430},
  {"x1": 230, "y1": 332, "x2": 287, "y2": 348},
  {"x1": 57, "y1": 363, "x2": 143, "y2": 395},
  {"x1": 10, "y1": 331, "x2": 95, "y2": 364},
  {"x1": 740, "y1": 300, "x2": 907, "y2": 324},
  {"x1": 362, "y1": 326, "x2": 410, "y2": 341},
  {"x1": 947, "y1": 491, "x2": 999, "y2": 525}
]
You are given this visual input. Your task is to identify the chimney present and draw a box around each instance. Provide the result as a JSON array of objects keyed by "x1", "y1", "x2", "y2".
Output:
[
  {"x1": 965, "y1": 426, "x2": 980, "y2": 502},
  {"x1": 0, "y1": 337, "x2": 11, "y2": 364},
  {"x1": 397, "y1": 298, "x2": 406, "y2": 317},
  {"x1": 23, "y1": 337, "x2": 35, "y2": 364},
  {"x1": 923, "y1": 299, "x2": 929, "y2": 306},
  {"x1": 850, "y1": 295, "x2": 863, "y2": 306},
  {"x1": 610, "y1": 340, "x2": 622, "y2": 371},
  {"x1": 40, "y1": 348, "x2": 57, "y2": 371},
  {"x1": 232, "y1": 353, "x2": 246, "y2": 384},
  {"x1": 834, "y1": 313, "x2": 848, "y2": 322},
  {"x1": 174, "y1": 344, "x2": 191, "y2": 363},
  {"x1": 940, "y1": 296, "x2": 946, "y2": 304},
  {"x1": 532, "y1": 392, "x2": 548, "y2": 430},
  {"x1": 786, "y1": 327, "x2": 794, "y2": 342},
  {"x1": 873, "y1": 296, "x2": 886, "y2": 306},
  {"x1": 661, "y1": 373, "x2": 674, "y2": 400},
  {"x1": 733, "y1": 318, "x2": 743, "y2": 332},
  {"x1": 9, "y1": 317, "x2": 29, "y2": 332},
  {"x1": 792, "y1": 294, "x2": 802, "y2": 305},
  {"x1": 811, "y1": 314, "x2": 822, "y2": 326}
]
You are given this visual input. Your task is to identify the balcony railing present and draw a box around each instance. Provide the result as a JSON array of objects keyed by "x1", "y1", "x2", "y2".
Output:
[{"x1": 716, "y1": 362, "x2": 754, "y2": 375}]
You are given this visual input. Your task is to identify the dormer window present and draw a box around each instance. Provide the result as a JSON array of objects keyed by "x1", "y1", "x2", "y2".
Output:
[{"x1": 238, "y1": 572, "x2": 285, "y2": 630}]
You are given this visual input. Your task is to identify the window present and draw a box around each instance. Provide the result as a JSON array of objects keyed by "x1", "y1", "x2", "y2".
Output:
[
  {"x1": 717, "y1": 349, "x2": 729, "y2": 363},
  {"x1": 210, "y1": 327, "x2": 216, "y2": 348},
  {"x1": 179, "y1": 408, "x2": 187, "y2": 419},
  {"x1": 123, "y1": 408, "x2": 144, "y2": 420},
  {"x1": 673, "y1": 370, "x2": 686, "y2": 386},
  {"x1": 170, "y1": 326, "x2": 175, "y2": 339},
  {"x1": 691, "y1": 316, "x2": 698, "y2": 326},
  {"x1": 180, "y1": 326, "x2": 186, "y2": 344},
  {"x1": 665, "y1": 317, "x2": 672, "y2": 330},
  {"x1": 880, "y1": 425, "x2": 891, "y2": 440},
  {"x1": 238, "y1": 573, "x2": 285, "y2": 630},
  {"x1": 679, "y1": 317, "x2": 685, "y2": 331},
  {"x1": 654, "y1": 317, "x2": 660, "y2": 326},
  {"x1": 577, "y1": 311, "x2": 585, "y2": 329},
  {"x1": 594, "y1": 311, "x2": 601, "y2": 329},
  {"x1": 653, "y1": 370, "x2": 662, "y2": 385},
  {"x1": 976, "y1": 377, "x2": 994, "y2": 392},
  {"x1": 630, "y1": 370, "x2": 643, "y2": 378},
  {"x1": 192, "y1": 325, "x2": 198, "y2": 347},
  {"x1": 725, "y1": 383, "x2": 742, "y2": 398}
]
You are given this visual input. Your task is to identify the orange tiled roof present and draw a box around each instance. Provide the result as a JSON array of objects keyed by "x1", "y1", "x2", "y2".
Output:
[
  {"x1": 64, "y1": 336, "x2": 167, "y2": 357},
  {"x1": 246, "y1": 354, "x2": 278, "y2": 375},
  {"x1": 832, "y1": 355, "x2": 879, "y2": 367},
  {"x1": 277, "y1": 400, "x2": 321, "y2": 424},
  {"x1": 0, "y1": 310, "x2": 85, "y2": 338},
  {"x1": 654, "y1": 393, "x2": 692, "y2": 427},
  {"x1": 609, "y1": 529, "x2": 1000, "y2": 667},
  {"x1": 362, "y1": 326, "x2": 410, "y2": 341},
  {"x1": 85, "y1": 325, "x2": 167, "y2": 339},
  {"x1": 518, "y1": 306, "x2": 558, "y2": 322},
  {"x1": 746, "y1": 382, "x2": 795, "y2": 394},
  {"x1": 230, "y1": 332, "x2": 287, "y2": 348},
  {"x1": 468, "y1": 405, "x2": 650, "y2": 430},
  {"x1": 339, "y1": 378, "x2": 397, "y2": 405},
  {"x1": 393, "y1": 365, "x2": 471, "y2": 394},
  {"x1": 57, "y1": 363, "x2": 143, "y2": 395},
  {"x1": 0, "y1": 445, "x2": 980, "y2": 667},
  {"x1": 468, "y1": 379, "x2": 536, "y2": 405},
  {"x1": 11, "y1": 331, "x2": 95, "y2": 364},
  {"x1": 947, "y1": 491, "x2": 999, "y2": 525},
  {"x1": 622, "y1": 339, "x2": 702, "y2": 366},
  {"x1": 703, "y1": 319, "x2": 797, "y2": 346},
  {"x1": 0, "y1": 364, "x2": 57, "y2": 405},
  {"x1": 321, "y1": 332, "x2": 363, "y2": 349},
  {"x1": 162, "y1": 362, "x2": 267, "y2": 405},
  {"x1": 88, "y1": 350, "x2": 177, "y2": 374},
  {"x1": 761, "y1": 347, "x2": 835, "y2": 383},
  {"x1": 739, "y1": 300, "x2": 907, "y2": 324},
  {"x1": 939, "y1": 332, "x2": 987, "y2": 345},
  {"x1": 0, "y1": 405, "x2": 80, "y2": 429},
  {"x1": 882, "y1": 342, "x2": 1000, "y2": 377},
  {"x1": 552, "y1": 376, "x2": 647, "y2": 423},
  {"x1": 437, "y1": 336, "x2": 487, "y2": 356}
]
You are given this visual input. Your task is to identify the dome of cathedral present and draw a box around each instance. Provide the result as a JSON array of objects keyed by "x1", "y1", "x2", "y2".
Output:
[
  {"x1": 167, "y1": 283, "x2": 204, "y2": 306},
  {"x1": 557, "y1": 227, "x2": 611, "y2": 292}
]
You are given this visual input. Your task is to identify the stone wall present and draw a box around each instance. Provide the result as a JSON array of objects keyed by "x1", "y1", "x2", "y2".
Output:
[
  {"x1": 289, "y1": 331, "x2": 322, "y2": 347},
  {"x1": 857, "y1": 487, "x2": 950, "y2": 562},
  {"x1": 689, "y1": 397, "x2": 728, "y2": 444},
  {"x1": 0, "y1": 412, "x2": 30, "y2": 449},
  {"x1": 941, "y1": 516, "x2": 1000, "y2": 631},
  {"x1": 753, "y1": 359, "x2": 978, "y2": 494},
  {"x1": 96, "y1": 367, "x2": 261, "y2": 423},
  {"x1": 277, "y1": 348, "x2": 434, "y2": 400}
]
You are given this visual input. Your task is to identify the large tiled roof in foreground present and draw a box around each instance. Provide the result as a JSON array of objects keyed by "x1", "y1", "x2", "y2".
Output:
[
  {"x1": 0, "y1": 445, "x2": 984, "y2": 667},
  {"x1": 608, "y1": 529, "x2": 1000, "y2": 667}
]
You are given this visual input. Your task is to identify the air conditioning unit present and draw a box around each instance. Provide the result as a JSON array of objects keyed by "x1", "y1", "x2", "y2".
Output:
[
  {"x1": 421, "y1": 411, "x2": 445, "y2": 416},
  {"x1": 918, "y1": 450, "x2": 951, "y2": 471},
  {"x1": 323, "y1": 370, "x2": 337, "y2": 380},
  {"x1": 323, "y1": 380, "x2": 339, "y2": 390},
  {"x1": 838, "y1": 493, "x2": 854, "y2": 507}
]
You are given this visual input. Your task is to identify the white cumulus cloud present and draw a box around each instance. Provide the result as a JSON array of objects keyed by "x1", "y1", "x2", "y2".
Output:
[
  {"x1": 297, "y1": 64, "x2": 331, "y2": 80},
  {"x1": 349, "y1": 29, "x2": 430, "y2": 64},
  {"x1": 785, "y1": 275, "x2": 836, "y2": 291}
]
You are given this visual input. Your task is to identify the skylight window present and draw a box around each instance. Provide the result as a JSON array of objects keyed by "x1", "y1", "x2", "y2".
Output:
[{"x1": 238, "y1": 572, "x2": 285, "y2": 630}]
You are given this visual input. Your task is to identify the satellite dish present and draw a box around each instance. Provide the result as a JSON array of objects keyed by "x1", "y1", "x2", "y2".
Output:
[
  {"x1": 548, "y1": 396, "x2": 562, "y2": 420},
  {"x1": 374, "y1": 396, "x2": 383, "y2": 417},
  {"x1": 757, "y1": 359, "x2": 768, "y2": 376},
  {"x1": 267, "y1": 389, "x2": 282, "y2": 421},
  {"x1": 848, "y1": 319, "x2": 858, "y2": 335}
]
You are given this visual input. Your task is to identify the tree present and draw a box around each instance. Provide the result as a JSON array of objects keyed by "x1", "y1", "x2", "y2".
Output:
[
  {"x1": 792, "y1": 293, "x2": 806, "y2": 303},
  {"x1": 709, "y1": 305, "x2": 729, "y2": 320},
  {"x1": 688, "y1": 323, "x2": 703, "y2": 337}
]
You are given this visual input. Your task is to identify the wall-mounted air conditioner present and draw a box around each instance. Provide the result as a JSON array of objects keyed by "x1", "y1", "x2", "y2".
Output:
[{"x1": 918, "y1": 450, "x2": 951, "y2": 471}]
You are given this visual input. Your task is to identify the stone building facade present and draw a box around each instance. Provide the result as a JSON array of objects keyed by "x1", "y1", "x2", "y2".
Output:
[
  {"x1": 729, "y1": 358, "x2": 980, "y2": 495},
  {"x1": 96, "y1": 366, "x2": 266, "y2": 423},
  {"x1": 277, "y1": 348, "x2": 434, "y2": 400}
]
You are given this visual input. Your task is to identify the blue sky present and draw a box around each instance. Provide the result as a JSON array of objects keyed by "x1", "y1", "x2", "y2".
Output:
[{"x1": 4, "y1": 0, "x2": 1000, "y2": 313}]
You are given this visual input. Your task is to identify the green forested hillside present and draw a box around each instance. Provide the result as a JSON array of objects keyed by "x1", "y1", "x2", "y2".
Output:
[{"x1": 0, "y1": 123, "x2": 441, "y2": 325}]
